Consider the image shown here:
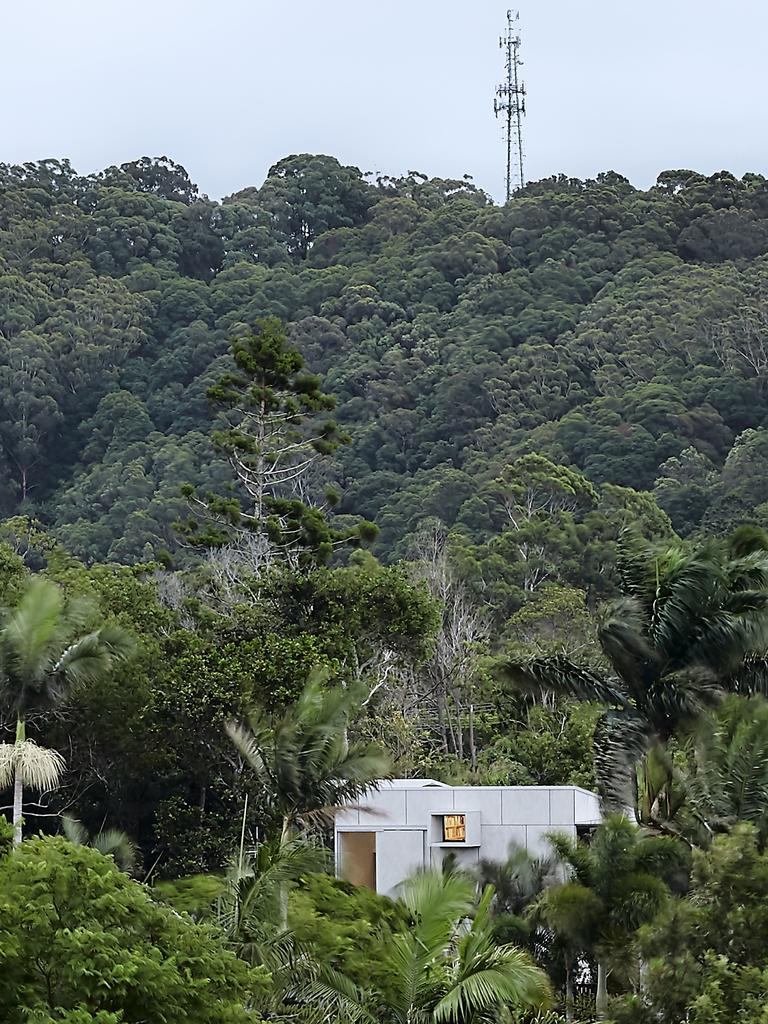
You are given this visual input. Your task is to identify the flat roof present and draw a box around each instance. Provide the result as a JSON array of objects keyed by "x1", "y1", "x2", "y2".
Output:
[{"x1": 370, "y1": 780, "x2": 598, "y2": 799}]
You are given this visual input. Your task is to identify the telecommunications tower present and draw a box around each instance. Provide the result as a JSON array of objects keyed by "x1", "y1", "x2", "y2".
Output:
[{"x1": 494, "y1": 9, "x2": 526, "y2": 200}]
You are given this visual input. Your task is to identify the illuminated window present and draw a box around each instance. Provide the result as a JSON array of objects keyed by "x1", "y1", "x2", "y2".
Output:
[{"x1": 442, "y1": 814, "x2": 466, "y2": 842}]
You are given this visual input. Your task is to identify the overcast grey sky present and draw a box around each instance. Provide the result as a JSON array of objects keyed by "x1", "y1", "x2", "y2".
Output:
[{"x1": 3, "y1": 0, "x2": 766, "y2": 201}]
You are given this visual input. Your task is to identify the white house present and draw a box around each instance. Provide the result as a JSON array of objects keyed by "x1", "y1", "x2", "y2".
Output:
[{"x1": 335, "y1": 778, "x2": 602, "y2": 896}]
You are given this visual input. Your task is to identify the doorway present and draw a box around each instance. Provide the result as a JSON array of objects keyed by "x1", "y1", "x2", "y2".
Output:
[{"x1": 339, "y1": 831, "x2": 376, "y2": 889}]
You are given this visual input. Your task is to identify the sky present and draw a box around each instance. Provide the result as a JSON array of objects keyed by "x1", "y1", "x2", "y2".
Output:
[{"x1": 3, "y1": 0, "x2": 767, "y2": 202}]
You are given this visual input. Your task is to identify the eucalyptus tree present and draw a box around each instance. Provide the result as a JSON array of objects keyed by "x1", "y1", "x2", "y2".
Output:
[
  {"x1": 499, "y1": 528, "x2": 768, "y2": 806},
  {"x1": 0, "y1": 577, "x2": 134, "y2": 843}
]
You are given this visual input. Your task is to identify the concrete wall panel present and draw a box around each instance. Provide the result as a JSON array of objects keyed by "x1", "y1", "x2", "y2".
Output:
[
  {"x1": 376, "y1": 829, "x2": 425, "y2": 897},
  {"x1": 526, "y1": 824, "x2": 574, "y2": 857},
  {"x1": 549, "y1": 788, "x2": 576, "y2": 825},
  {"x1": 452, "y1": 788, "x2": 503, "y2": 824},
  {"x1": 357, "y1": 790, "x2": 407, "y2": 827},
  {"x1": 334, "y1": 807, "x2": 360, "y2": 827},
  {"x1": 479, "y1": 824, "x2": 527, "y2": 863},
  {"x1": 575, "y1": 789, "x2": 602, "y2": 825},
  {"x1": 405, "y1": 788, "x2": 455, "y2": 822},
  {"x1": 502, "y1": 789, "x2": 550, "y2": 825}
]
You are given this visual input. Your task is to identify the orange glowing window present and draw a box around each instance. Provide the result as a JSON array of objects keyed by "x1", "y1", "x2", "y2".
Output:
[{"x1": 442, "y1": 814, "x2": 466, "y2": 842}]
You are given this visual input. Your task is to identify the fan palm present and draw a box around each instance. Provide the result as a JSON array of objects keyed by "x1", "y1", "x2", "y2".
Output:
[
  {"x1": 380, "y1": 869, "x2": 551, "y2": 1024},
  {"x1": 533, "y1": 816, "x2": 685, "y2": 1018},
  {"x1": 499, "y1": 528, "x2": 768, "y2": 807},
  {"x1": 0, "y1": 577, "x2": 134, "y2": 842},
  {"x1": 61, "y1": 815, "x2": 140, "y2": 875}
]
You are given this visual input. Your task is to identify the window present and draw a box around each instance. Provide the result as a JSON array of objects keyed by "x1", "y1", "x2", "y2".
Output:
[{"x1": 442, "y1": 814, "x2": 466, "y2": 842}]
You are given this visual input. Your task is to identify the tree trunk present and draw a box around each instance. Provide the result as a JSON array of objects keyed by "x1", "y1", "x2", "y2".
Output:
[
  {"x1": 279, "y1": 815, "x2": 291, "y2": 931},
  {"x1": 565, "y1": 960, "x2": 575, "y2": 1023},
  {"x1": 596, "y1": 960, "x2": 609, "y2": 1019},
  {"x1": 12, "y1": 770, "x2": 23, "y2": 845},
  {"x1": 468, "y1": 701, "x2": 476, "y2": 771},
  {"x1": 12, "y1": 717, "x2": 25, "y2": 845}
]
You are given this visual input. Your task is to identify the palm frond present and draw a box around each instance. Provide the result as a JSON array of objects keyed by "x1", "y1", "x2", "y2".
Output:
[
  {"x1": 724, "y1": 653, "x2": 768, "y2": 696},
  {"x1": 593, "y1": 710, "x2": 652, "y2": 812},
  {"x1": 92, "y1": 828, "x2": 140, "y2": 874},
  {"x1": 226, "y1": 719, "x2": 273, "y2": 787},
  {"x1": 61, "y1": 813, "x2": 88, "y2": 846},
  {"x1": 229, "y1": 671, "x2": 390, "y2": 834},
  {"x1": 496, "y1": 654, "x2": 626, "y2": 706},
  {"x1": 2, "y1": 579, "x2": 66, "y2": 689},
  {"x1": 597, "y1": 598, "x2": 656, "y2": 688},
  {"x1": 94, "y1": 623, "x2": 137, "y2": 664},
  {"x1": 433, "y1": 955, "x2": 552, "y2": 1022},
  {"x1": 0, "y1": 740, "x2": 65, "y2": 791},
  {"x1": 397, "y1": 870, "x2": 477, "y2": 956}
]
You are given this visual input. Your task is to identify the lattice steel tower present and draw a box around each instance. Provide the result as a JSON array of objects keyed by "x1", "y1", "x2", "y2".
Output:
[{"x1": 494, "y1": 9, "x2": 526, "y2": 200}]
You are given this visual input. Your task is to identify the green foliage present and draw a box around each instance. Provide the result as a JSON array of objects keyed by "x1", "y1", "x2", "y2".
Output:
[
  {"x1": 379, "y1": 870, "x2": 552, "y2": 1023},
  {"x1": 499, "y1": 528, "x2": 768, "y2": 806},
  {"x1": 474, "y1": 701, "x2": 600, "y2": 789},
  {"x1": 3, "y1": 157, "x2": 768, "y2": 573},
  {"x1": 535, "y1": 816, "x2": 688, "y2": 1016},
  {"x1": 611, "y1": 826, "x2": 768, "y2": 1024},
  {"x1": 289, "y1": 872, "x2": 409, "y2": 1004},
  {"x1": 0, "y1": 835, "x2": 263, "y2": 1022},
  {"x1": 228, "y1": 668, "x2": 390, "y2": 836}
]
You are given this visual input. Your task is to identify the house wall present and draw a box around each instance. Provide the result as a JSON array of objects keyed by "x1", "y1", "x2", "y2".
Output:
[{"x1": 336, "y1": 784, "x2": 600, "y2": 896}]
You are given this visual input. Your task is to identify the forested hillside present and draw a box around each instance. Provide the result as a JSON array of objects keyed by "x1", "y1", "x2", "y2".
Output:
[
  {"x1": 4, "y1": 154, "x2": 768, "y2": 614},
  {"x1": 9, "y1": 154, "x2": 768, "y2": 1022}
]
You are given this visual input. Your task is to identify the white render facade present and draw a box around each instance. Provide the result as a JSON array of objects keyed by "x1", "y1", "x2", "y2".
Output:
[{"x1": 335, "y1": 779, "x2": 602, "y2": 896}]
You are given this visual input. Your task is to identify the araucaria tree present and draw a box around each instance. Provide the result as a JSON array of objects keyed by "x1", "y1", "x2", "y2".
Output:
[
  {"x1": 0, "y1": 577, "x2": 133, "y2": 843},
  {"x1": 180, "y1": 316, "x2": 376, "y2": 566}
]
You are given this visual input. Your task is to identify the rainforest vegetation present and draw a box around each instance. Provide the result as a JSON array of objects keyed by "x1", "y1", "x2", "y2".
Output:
[{"x1": 3, "y1": 154, "x2": 768, "y2": 1021}]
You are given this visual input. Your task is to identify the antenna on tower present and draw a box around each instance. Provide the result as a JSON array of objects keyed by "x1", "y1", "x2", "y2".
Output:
[{"x1": 494, "y1": 9, "x2": 526, "y2": 201}]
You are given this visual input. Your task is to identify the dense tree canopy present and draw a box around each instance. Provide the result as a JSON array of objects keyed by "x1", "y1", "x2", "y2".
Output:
[{"x1": 3, "y1": 156, "x2": 768, "y2": 607}]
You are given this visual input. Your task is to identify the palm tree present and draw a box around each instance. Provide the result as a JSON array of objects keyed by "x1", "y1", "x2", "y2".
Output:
[
  {"x1": 478, "y1": 842, "x2": 558, "y2": 949},
  {"x1": 379, "y1": 869, "x2": 551, "y2": 1023},
  {"x1": 156, "y1": 836, "x2": 371, "y2": 1023},
  {"x1": 214, "y1": 835, "x2": 329, "y2": 961},
  {"x1": 0, "y1": 577, "x2": 134, "y2": 843},
  {"x1": 227, "y1": 667, "x2": 391, "y2": 844},
  {"x1": 0, "y1": 740, "x2": 64, "y2": 844},
  {"x1": 529, "y1": 878, "x2": 601, "y2": 1022},
  {"x1": 227, "y1": 668, "x2": 390, "y2": 927},
  {"x1": 641, "y1": 696, "x2": 768, "y2": 845},
  {"x1": 499, "y1": 528, "x2": 768, "y2": 807},
  {"x1": 61, "y1": 815, "x2": 140, "y2": 875},
  {"x1": 534, "y1": 816, "x2": 685, "y2": 1019}
]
